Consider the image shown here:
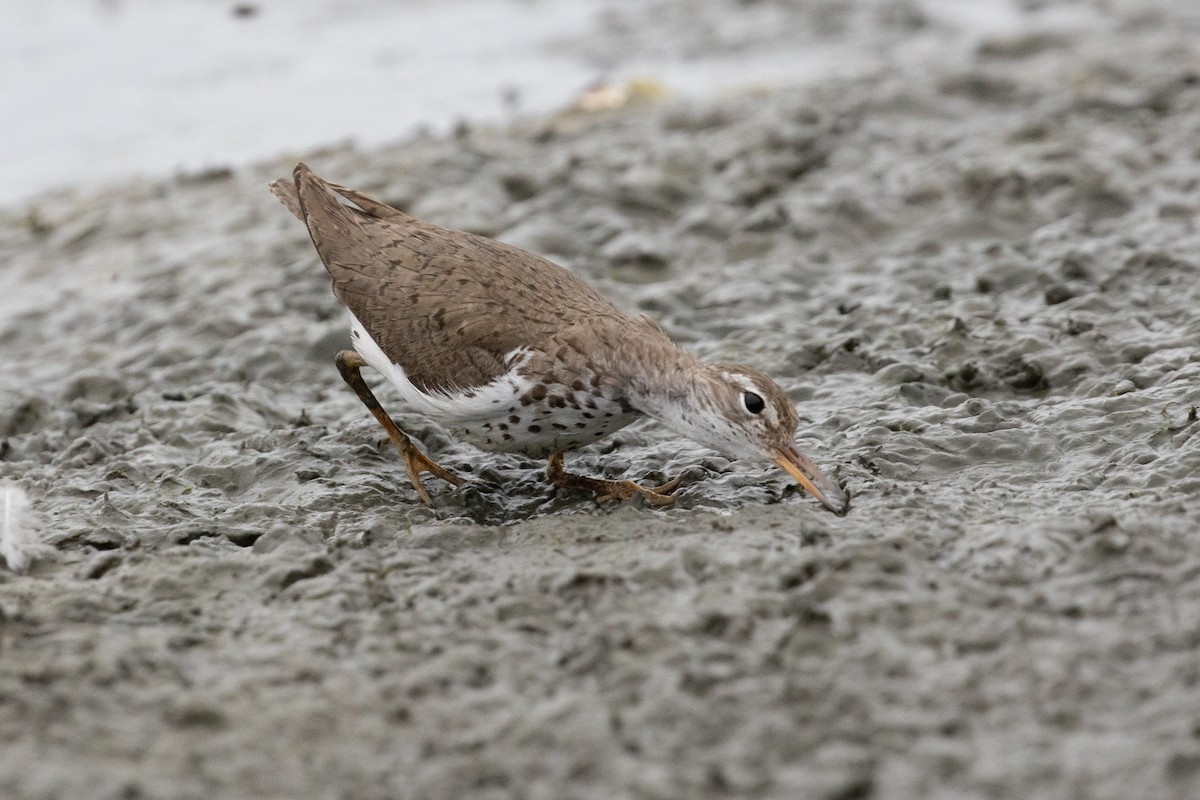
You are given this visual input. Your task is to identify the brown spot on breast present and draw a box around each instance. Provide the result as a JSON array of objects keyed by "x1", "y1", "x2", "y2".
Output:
[
  {"x1": 528, "y1": 425, "x2": 542, "y2": 433},
  {"x1": 509, "y1": 415, "x2": 520, "y2": 423}
]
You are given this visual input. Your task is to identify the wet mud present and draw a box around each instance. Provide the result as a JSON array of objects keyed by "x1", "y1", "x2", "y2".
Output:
[{"x1": 2, "y1": 1, "x2": 1200, "y2": 798}]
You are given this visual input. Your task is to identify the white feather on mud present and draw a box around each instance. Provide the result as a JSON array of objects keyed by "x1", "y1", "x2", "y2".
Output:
[{"x1": 1, "y1": 484, "x2": 50, "y2": 573}]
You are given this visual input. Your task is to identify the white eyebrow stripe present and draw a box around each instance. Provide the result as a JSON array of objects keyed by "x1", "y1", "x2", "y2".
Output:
[{"x1": 721, "y1": 371, "x2": 764, "y2": 396}]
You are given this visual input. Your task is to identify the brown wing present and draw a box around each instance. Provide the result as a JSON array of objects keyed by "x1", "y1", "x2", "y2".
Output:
[{"x1": 276, "y1": 163, "x2": 629, "y2": 393}]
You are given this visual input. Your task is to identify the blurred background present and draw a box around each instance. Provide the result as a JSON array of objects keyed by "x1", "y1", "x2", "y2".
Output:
[{"x1": 2, "y1": 0, "x2": 1061, "y2": 205}]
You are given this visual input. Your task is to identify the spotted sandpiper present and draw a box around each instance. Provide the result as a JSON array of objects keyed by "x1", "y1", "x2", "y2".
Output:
[{"x1": 271, "y1": 164, "x2": 849, "y2": 514}]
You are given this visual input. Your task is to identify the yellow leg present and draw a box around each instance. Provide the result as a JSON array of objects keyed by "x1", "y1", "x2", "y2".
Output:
[{"x1": 335, "y1": 350, "x2": 464, "y2": 503}]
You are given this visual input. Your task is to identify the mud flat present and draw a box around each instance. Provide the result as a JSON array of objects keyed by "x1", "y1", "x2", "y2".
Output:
[{"x1": 2, "y1": 2, "x2": 1200, "y2": 798}]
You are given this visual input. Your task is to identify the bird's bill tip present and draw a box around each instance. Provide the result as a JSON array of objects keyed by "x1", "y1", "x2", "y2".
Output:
[{"x1": 772, "y1": 446, "x2": 850, "y2": 516}]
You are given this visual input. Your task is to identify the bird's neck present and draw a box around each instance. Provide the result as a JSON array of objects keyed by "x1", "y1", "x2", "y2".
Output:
[{"x1": 604, "y1": 327, "x2": 716, "y2": 428}]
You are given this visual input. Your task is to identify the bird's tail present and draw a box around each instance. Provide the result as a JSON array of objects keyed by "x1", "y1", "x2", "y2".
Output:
[
  {"x1": 268, "y1": 174, "x2": 304, "y2": 221},
  {"x1": 269, "y1": 163, "x2": 406, "y2": 222}
]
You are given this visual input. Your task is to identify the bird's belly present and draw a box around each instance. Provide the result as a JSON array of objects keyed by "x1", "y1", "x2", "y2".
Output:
[
  {"x1": 447, "y1": 397, "x2": 640, "y2": 457},
  {"x1": 352, "y1": 319, "x2": 640, "y2": 457}
]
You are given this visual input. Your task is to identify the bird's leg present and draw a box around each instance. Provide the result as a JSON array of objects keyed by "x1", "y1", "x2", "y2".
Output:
[
  {"x1": 545, "y1": 452, "x2": 682, "y2": 507},
  {"x1": 335, "y1": 350, "x2": 464, "y2": 503}
]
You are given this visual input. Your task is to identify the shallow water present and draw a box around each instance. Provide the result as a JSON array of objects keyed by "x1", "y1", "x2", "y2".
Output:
[{"x1": 3, "y1": 1, "x2": 1200, "y2": 798}]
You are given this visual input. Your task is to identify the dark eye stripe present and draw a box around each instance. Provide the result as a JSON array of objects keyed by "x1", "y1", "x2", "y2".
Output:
[{"x1": 743, "y1": 391, "x2": 765, "y2": 414}]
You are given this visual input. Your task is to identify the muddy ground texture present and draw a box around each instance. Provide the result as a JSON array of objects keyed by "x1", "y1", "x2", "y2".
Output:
[{"x1": 2, "y1": 2, "x2": 1200, "y2": 799}]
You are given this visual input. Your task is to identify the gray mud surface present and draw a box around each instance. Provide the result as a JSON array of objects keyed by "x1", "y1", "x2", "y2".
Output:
[{"x1": 3, "y1": 2, "x2": 1200, "y2": 798}]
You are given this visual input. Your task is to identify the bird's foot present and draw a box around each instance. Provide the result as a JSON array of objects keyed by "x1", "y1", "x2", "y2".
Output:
[
  {"x1": 397, "y1": 439, "x2": 466, "y2": 504},
  {"x1": 546, "y1": 452, "x2": 687, "y2": 507},
  {"x1": 593, "y1": 477, "x2": 680, "y2": 506}
]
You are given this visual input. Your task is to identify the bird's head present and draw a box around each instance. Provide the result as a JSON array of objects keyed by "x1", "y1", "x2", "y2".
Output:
[{"x1": 660, "y1": 363, "x2": 850, "y2": 514}]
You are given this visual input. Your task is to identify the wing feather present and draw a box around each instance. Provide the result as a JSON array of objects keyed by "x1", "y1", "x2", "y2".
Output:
[{"x1": 282, "y1": 163, "x2": 628, "y2": 392}]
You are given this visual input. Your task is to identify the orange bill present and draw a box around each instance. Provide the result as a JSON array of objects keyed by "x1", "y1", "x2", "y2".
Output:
[{"x1": 772, "y1": 444, "x2": 850, "y2": 515}]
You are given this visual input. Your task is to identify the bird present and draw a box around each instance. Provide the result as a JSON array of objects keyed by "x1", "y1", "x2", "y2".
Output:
[{"x1": 270, "y1": 163, "x2": 849, "y2": 514}]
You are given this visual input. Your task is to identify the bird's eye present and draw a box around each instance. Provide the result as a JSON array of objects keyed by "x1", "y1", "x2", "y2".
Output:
[{"x1": 742, "y1": 391, "x2": 765, "y2": 414}]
